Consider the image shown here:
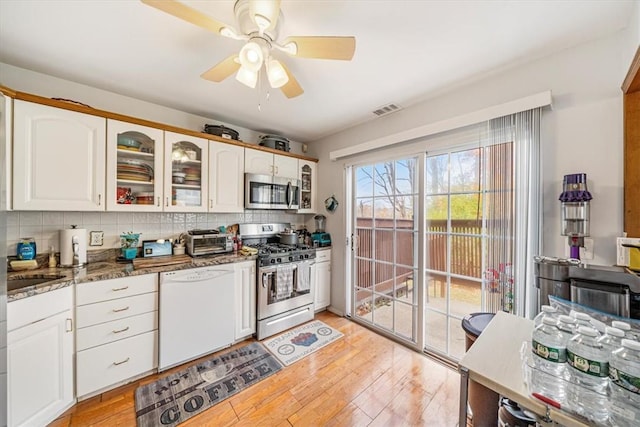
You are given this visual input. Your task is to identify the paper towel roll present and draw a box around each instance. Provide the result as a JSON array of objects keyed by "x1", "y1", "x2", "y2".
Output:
[{"x1": 60, "y1": 227, "x2": 87, "y2": 267}]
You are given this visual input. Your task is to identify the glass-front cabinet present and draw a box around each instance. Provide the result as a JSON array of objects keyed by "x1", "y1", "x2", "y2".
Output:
[
  {"x1": 298, "y1": 160, "x2": 317, "y2": 213},
  {"x1": 164, "y1": 131, "x2": 208, "y2": 212},
  {"x1": 106, "y1": 120, "x2": 164, "y2": 211}
]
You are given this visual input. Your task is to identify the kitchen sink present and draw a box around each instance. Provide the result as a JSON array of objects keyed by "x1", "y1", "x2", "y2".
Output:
[{"x1": 8, "y1": 275, "x2": 67, "y2": 292}]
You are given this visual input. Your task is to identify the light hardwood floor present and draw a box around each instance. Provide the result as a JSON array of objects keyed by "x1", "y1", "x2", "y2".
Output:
[{"x1": 50, "y1": 311, "x2": 461, "y2": 427}]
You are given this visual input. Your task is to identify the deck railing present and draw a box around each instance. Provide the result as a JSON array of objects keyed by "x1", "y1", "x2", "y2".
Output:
[{"x1": 355, "y1": 218, "x2": 482, "y2": 293}]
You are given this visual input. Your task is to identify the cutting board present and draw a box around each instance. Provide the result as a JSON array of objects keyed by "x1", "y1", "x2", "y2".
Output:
[{"x1": 132, "y1": 254, "x2": 192, "y2": 269}]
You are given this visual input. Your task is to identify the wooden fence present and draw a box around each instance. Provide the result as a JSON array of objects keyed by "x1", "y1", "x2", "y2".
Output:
[{"x1": 355, "y1": 218, "x2": 482, "y2": 295}]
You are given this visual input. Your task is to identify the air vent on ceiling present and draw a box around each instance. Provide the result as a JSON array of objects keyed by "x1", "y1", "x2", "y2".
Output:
[{"x1": 372, "y1": 103, "x2": 402, "y2": 117}]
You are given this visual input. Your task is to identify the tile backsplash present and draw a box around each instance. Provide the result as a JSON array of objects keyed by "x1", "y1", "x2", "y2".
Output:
[{"x1": 7, "y1": 210, "x2": 311, "y2": 256}]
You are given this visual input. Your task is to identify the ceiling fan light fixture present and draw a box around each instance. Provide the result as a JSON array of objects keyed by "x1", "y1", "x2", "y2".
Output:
[
  {"x1": 266, "y1": 58, "x2": 289, "y2": 88},
  {"x1": 238, "y1": 41, "x2": 264, "y2": 72},
  {"x1": 235, "y1": 65, "x2": 258, "y2": 88}
]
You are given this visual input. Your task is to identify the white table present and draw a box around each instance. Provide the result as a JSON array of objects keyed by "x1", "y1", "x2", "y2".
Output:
[{"x1": 457, "y1": 311, "x2": 589, "y2": 427}]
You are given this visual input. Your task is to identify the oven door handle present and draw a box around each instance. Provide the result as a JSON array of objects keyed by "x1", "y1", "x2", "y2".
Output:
[{"x1": 262, "y1": 271, "x2": 274, "y2": 288}]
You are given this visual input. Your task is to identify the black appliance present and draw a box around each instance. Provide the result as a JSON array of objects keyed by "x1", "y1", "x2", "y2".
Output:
[{"x1": 203, "y1": 124, "x2": 239, "y2": 140}]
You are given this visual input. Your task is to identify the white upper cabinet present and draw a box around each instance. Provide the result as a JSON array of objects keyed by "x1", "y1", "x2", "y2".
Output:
[
  {"x1": 209, "y1": 141, "x2": 244, "y2": 212},
  {"x1": 2, "y1": 92, "x2": 12, "y2": 211},
  {"x1": 164, "y1": 131, "x2": 208, "y2": 212},
  {"x1": 13, "y1": 100, "x2": 106, "y2": 211},
  {"x1": 275, "y1": 154, "x2": 299, "y2": 179},
  {"x1": 244, "y1": 149, "x2": 273, "y2": 175},
  {"x1": 245, "y1": 148, "x2": 298, "y2": 179},
  {"x1": 106, "y1": 120, "x2": 163, "y2": 211},
  {"x1": 298, "y1": 160, "x2": 317, "y2": 213}
]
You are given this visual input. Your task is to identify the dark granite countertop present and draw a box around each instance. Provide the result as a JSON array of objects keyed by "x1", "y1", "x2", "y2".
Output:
[{"x1": 7, "y1": 251, "x2": 257, "y2": 302}]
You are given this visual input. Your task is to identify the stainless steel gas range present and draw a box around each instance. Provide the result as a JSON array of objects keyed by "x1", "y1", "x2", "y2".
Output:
[{"x1": 239, "y1": 223, "x2": 316, "y2": 340}]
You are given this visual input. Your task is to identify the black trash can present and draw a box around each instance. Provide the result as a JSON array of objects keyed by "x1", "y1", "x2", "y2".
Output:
[
  {"x1": 498, "y1": 398, "x2": 536, "y2": 427},
  {"x1": 462, "y1": 312, "x2": 499, "y2": 427}
]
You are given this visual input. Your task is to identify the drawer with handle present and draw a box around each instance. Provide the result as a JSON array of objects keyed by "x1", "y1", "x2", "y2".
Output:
[
  {"x1": 76, "y1": 274, "x2": 157, "y2": 305},
  {"x1": 316, "y1": 249, "x2": 331, "y2": 263},
  {"x1": 76, "y1": 330, "x2": 157, "y2": 397},
  {"x1": 76, "y1": 292, "x2": 157, "y2": 328},
  {"x1": 76, "y1": 311, "x2": 158, "y2": 351}
]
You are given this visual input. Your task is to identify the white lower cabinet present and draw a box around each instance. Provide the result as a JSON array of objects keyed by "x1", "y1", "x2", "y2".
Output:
[
  {"x1": 76, "y1": 331, "x2": 157, "y2": 397},
  {"x1": 314, "y1": 248, "x2": 331, "y2": 311},
  {"x1": 75, "y1": 274, "x2": 158, "y2": 398},
  {"x1": 234, "y1": 260, "x2": 256, "y2": 340},
  {"x1": 8, "y1": 286, "x2": 74, "y2": 427}
]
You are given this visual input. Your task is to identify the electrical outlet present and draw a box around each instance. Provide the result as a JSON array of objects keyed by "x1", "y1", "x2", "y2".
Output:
[
  {"x1": 90, "y1": 231, "x2": 104, "y2": 246},
  {"x1": 582, "y1": 238, "x2": 594, "y2": 260}
]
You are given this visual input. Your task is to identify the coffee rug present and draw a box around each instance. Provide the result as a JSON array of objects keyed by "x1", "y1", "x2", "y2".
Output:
[
  {"x1": 263, "y1": 320, "x2": 344, "y2": 366},
  {"x1": 134, "y1": 342, "x2": 282, "y2": 427}
]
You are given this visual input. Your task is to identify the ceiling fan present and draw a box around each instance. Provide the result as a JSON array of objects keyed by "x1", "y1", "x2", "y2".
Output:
[{"x1": 141, "y1": 0, "x2": 356, "y2": 98}]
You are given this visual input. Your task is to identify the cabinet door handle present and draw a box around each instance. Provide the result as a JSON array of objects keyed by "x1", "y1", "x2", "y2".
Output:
[
  {"x1": 113, "y1": 357, "x2": 130, "y2": 366},
  {"x1": 275, "y1": 166, "x2": 279, "y2": 175},
  {"x1": 112, "y1": 286, "x2": 129, "y2": 292},
  {"x1": 112, "y1": 326, "x2": 130, "y2": 334},
  {"x1": 98, "y1": 194, "x2": 102, "y2": 206},
  {"x1": 112, "y1": 306, "x2": 130, "y2": 313},
  {"x1": 209, "y1": 199, "x2": 213, "y2": 209},
  {"x1": 66, "y1": 318, "x2": 73, "y2": 332},
  {"x1": 157, "y1": 197, "x2": 160, "y2": 207},
  {"x1": 166, "y1": 197, "x2": 169, "y2": 207}
]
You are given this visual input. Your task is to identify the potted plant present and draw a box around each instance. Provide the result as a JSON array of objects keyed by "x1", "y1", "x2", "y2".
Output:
[{"x1": 120, "y1": 232, "x2": 141, "y2": 260}]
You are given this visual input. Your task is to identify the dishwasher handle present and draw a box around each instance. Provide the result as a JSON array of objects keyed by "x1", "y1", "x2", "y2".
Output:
[{"x1": 161, "y1": 268, "x2": 234, "y2": 283}]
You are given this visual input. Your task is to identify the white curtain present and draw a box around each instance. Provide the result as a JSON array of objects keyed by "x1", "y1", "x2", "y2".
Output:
[{"x1": 484, "y1": 109, "x2": 541, "y2": 317}]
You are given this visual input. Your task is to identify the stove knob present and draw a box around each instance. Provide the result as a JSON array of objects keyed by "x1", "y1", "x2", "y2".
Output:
[
  {"x1": 299, "y1": 254, "x2": 304, "y2": 260},
  {"x1": 270, "y1": 259, "x2": 275, "y2": 264},
  {"x1": 277, "y1": 257, "x2": 282, "y2": 263},
  {"x1": 289, "y1": 256, "x2": 293, "y2": 262},
  {"x1": 304, "y1": 254, "x2": 309, "y2": 259}
]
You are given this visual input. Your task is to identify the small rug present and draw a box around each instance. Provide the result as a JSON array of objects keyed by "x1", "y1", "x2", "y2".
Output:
[
  {"x1": 134, "y1": 342, "x2": 282, "y2": 427},
  {"x1": 263, "y1": 320, "x2": 344, "y2": 366}
]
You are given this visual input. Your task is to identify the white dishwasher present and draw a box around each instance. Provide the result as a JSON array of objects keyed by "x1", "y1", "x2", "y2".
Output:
[{"x1": 159, "y1": 265, "x2": 235, "y2": 371}]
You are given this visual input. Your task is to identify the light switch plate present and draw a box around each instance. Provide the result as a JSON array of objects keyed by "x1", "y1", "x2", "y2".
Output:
[{"x1": 90, "y1": 231, "x2": 104, "y2": 246}]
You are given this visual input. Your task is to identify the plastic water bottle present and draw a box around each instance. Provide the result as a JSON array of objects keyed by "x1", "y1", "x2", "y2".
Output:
[
  {"x1": 612, "y1": 320, "x2": 637, "y2": 340},
  {"x1": 558, "y1": 315, "x2": 576, "y2": 347},
  {"x1": 609, "y1": 339, "x2": 640, "y2": 427},
  {"x1": 566, "y1": 326, "x2": 610, "y2": 423},
  {"x1": 571, "y1": 311, "x2": 601, "y2": 337},
  {"x1": 531, "y1": 317, "x2": 567, "y2": 401},
  {"x1": 598, "y1": 326, "x2": 625, "y2": 358},
  {"x1": 534, "y1": 305, "x2": 558, "y2": 327}
]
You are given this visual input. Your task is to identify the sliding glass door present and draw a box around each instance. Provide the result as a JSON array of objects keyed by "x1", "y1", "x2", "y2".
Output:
[
  {"x1": 346, "y1": 112, "x2": 532, "y2": 362},
  {"x1": 424, "y1": 148, "x2": 484, "y2": 359},
  {"x1": 351, "y1": 158, "x2": 419, "y2": 342}
]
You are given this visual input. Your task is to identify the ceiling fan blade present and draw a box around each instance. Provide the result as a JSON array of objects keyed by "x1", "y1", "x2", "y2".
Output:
[
  {"x1": 141, "y1": 0, "x2": 230, "y2": 35},
  {"x1": 282, "y1": 36, "x2": 356, "y2": 60},
  {"x1": 201, "y1": 55, "x2": 241, "y2": 82},
  {"x1": 279, "y1": 62, "x2": 304, "y2": 98}
]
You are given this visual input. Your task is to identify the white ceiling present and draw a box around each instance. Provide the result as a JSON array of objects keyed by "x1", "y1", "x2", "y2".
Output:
[{"x1": 0, "y1": 0, "x2": 633, "y2": 143}]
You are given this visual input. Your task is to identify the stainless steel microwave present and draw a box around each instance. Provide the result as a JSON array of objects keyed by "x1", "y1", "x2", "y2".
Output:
[{"x1": 245, "y1": 173, "x2": 300, "y2": 210}]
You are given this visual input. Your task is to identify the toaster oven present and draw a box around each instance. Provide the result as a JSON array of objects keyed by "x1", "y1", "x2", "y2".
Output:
[{"x1": 185, "y1": 230, "x2": 233, "y2": 256}]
